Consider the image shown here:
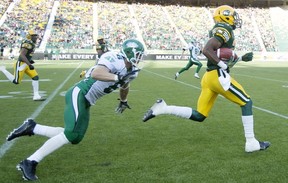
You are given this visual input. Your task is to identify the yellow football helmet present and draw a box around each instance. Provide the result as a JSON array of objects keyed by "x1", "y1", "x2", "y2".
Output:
[
  {"x1": 26, "y1": 30, "x2": 38, "y2": 43},
  {"x1": 213, "y1": 5, "x2": 242, "y2": 30},
  {"x1": 26, "y1": 30, "x2": 38, "y2": 39}
]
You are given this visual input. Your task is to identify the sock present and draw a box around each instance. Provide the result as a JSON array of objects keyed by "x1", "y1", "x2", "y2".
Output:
[
  {"x1": 27, "y1": 132, "x2": 70, "y2": 163},
  {"x1": 242, "y1": 115, "x2": 256, "y2": 142},
  {"x1": 32, "y1": 80, "x2": 40, "y2": 96},
  {"x1": 33, "y1": 124, "x2": 64, "y2": 138},
  {"x1": 0, "y1": 68, "x2": 14, "y2": 82},
  {"x1": 165, "y1": 105, "x2": 193, "y2": 119}
]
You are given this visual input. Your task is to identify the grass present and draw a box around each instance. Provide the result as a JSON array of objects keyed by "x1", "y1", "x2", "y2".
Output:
[{"x1": 0, "y1": 59, "x2": 288, "y2": 183}]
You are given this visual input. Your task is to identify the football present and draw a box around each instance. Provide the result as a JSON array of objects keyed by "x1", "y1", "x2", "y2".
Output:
[{"x1": 216, "y1": 48, "x2": 238, "y2": 62}]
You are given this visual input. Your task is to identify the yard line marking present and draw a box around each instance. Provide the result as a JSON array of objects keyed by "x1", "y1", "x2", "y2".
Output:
[
  {"x1": 233, "y1": 73, "x2": 288, "y2": 83},
  {"x1": 0, "y1": 62, "x2": 84, "y2": 159},
  {"x1": 0, "y1": 79, "x2": 51, "y2": 82},
  {"x1": 143, "y1": 69, "x2": 288, "y2": 120}
]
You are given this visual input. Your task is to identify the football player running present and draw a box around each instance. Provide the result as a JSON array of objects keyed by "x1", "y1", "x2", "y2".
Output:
[
  {"x1": 175, "y1": 40, "x2": 203, "y2": 79},
  {"x1": 0, "y1": 30, "x2": 44, "y2": 101},
  {"x1": 143, "y1": 5, "x2": 270, "y2": 153},
  {"x1": 6, "y1": 39, "x2": 145, "y2": 181}
]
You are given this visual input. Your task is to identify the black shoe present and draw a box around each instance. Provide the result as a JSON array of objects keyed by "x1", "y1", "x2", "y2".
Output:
[
  {"x1": 259, "y1": 141, "x2": 271, "y2": 150},
  {"x1": 142, "y1": 110, "x2": 155, "y2": 122},
  {"x1": 6, "y1": 119, "x2": 36, "y2": 141},
  {"x1": 142, "y1": 99, "x2": 166, "y2": 122},
  {"x1": 17, "y1": 159, "x2": 38, "y2": 181}
]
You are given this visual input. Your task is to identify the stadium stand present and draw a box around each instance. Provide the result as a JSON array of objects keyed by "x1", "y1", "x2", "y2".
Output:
[
  {"x1": 46, "y1": 1, "x2": 94, "y2": 50},
  {"x1": 0, "y1": 0, "x2": 11, "y2": 18},
  {"x1": 133, "y1": 3, "x2": 183, "y2": 50},
  {"x1": 0, "y1": 0, "x2": 286, "y2": 56},
  {"x1": 166, "y1": 5, "x2": 213, "y2": 47},
  {"x1": 270, "y1": 7, "x2": 288, "y2": 52},
  {"x1": 97, "y1": 1, "x2": 137, "y2": 50},
  {"x1": 252, "y1": 7, "x2": 277, "y2": 52},
  {"x1": 0, "y1": 0, "x2": 54, "y2": 49}
]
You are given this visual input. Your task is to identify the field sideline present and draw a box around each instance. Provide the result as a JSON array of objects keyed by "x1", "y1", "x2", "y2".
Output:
[{"x1": 0, "y1": 59, "x2": 288, "y2": 183}]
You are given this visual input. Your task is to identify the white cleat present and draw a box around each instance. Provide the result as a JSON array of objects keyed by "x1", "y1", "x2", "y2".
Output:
[
  {"x1": 245, "y1": 139, "x2": 271, "y2": 153},
  {"x1": 142, "y1": 99, "x2": 167, "y2": 122},
  {"x1": 194, "y1": 73, "x2": 200, "y2": 79},
  {"x1": 174, "y1": 72, "x2": 179, "y2": 80},
  {"x1": 33, "y1": 95, "x2": 45, "y2": 101}
]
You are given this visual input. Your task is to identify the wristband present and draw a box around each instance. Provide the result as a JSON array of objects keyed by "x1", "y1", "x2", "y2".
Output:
[
  {"x1": 217, "y1": 60, "x2": 228, "y2": 70},
  {"x1": 114, "y1": 74, "x2": 119, "y2": 82}
]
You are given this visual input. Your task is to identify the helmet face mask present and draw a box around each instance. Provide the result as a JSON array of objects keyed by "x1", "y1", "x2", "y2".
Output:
[
  {"x1": 213, "y1": 5, "x2": 242, "y2": 30},
  {"x1": 233, "y1": 11, "x2": 242, "y2": 29},
  {"x1": 121, "y1": 39, "x2": 145, "y2": 66},
  {"x1": 26, "y1": 30, "x2": 38, "y2": 43}
]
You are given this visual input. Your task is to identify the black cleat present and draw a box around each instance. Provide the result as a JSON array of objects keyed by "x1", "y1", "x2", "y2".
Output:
[
  {"x1": 17, "y1": 159, "x2": 38, "y2": 181},
  {"x1": 142, "y1": 110, "x2": 155, "y2": 122},
  {"x1": 259, "y1": 141, "x2": 271, "y2": 151},
  {"x1": 7, "y1": 119, "x2": 36, "y2": 141},
  {"x1": 142, "y1": 99, "x2": 166, "y2": 122}
]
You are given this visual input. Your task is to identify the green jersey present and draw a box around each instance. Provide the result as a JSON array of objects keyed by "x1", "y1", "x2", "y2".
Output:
[{"x1": 207, "y1": 23, "x2": 235, "y2": 71}]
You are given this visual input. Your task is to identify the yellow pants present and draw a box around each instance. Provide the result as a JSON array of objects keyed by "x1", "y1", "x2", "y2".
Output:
[
  {"x1": 13, "y1": 61, "x2": 38, "y2": 84},
  {"x1": 197, "y1": 69, "x2": 250, "y2": 117}
]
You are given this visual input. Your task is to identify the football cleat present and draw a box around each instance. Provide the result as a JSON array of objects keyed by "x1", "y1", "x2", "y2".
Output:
[
  {"x1": 7, "y1": 119, "x2": 36, "y2": 141},
  {"x1": 174, "y1": 72, "x2": 179, "y2": 80},
  {"x1": 17, "y1": 159, "x2": 38, "y2": 181},
  {"x1": 245, "y1": 139, "x2": 271, "y2": 152},
  {"x1": 33, "y1": 95, "x2": 45, "y2": 101},
  {"x1": 194, "y1": 73, "x2": 200, "y2": 79},
  {"x1": 142, "y1": 99, "x2": 167, "y2": 122},
  {"x1": 259, "y1": 141, "x2": 271, "y2": 150}
]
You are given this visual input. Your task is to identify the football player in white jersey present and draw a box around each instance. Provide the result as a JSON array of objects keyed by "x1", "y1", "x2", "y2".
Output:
[
  {"x1": 6, "y1": 39, "x2": 145, "y2": 181},
  {"x1": 175, "y1": 40, "x2": 203, "y2": 79}
]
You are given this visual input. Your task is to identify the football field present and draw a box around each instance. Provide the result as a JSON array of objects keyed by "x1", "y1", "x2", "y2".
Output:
[{"x1": 0, "y1": 59, "x2": 288, "y2": 183}]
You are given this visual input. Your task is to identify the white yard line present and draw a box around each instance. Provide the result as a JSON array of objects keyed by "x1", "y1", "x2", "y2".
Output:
[
  {"x1": 0, "y1": 62, "x2": 84, "y2": 159},
  {"x1": 143, "y1": 69, "x2": 288, "y2": 120},
  {"x1": 0, "y1": 79, "x2": 51, "y2": 82}
]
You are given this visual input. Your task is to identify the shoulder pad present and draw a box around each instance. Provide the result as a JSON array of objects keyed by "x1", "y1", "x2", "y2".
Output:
[{"x1": 211, "y1": 25, "x2": 232, "y2": 43}]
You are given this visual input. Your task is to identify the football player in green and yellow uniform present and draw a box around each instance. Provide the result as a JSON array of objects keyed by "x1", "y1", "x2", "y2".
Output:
[
  {"x1": 143, "y1": 5, "x2": 270, "y2": 153},
  {"x1": 79, "y1": 37, "x2": 109, "y2": 78},
  {"x1": 0, "y1": 30, "x2": 44, "y2": 101},
  {"x1": 95, "y1": 37, "x2": 109, "y2": 59}
]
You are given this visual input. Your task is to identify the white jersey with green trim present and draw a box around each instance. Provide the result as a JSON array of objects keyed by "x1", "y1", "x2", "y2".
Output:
[
  {"x1": 184, "y1": 43, "x2": 201, "y2": 60},
  {"x1": 79, "y1": 51, "x2": 138, "y2": 105}
]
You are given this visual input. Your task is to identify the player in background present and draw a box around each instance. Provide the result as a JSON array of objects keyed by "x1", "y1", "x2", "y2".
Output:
[
  {"x1": 175, "y1": 40, "x2": 203, "y2": 79},
  {"x1": 6, "y1": 39, "x2": 145, "y2": 181},
  {"x1": 79, "y1": 37, "x2": 109, "y2": 78},
  {"x1": 96, "y1": 37, "x2": 109, "y2": 59},
  {"x1": 143, "y1": 5, "x2": 270, "y2": 153},
  {"x1": 0, "y1": 30, "x2": 44, "y2": 101}
]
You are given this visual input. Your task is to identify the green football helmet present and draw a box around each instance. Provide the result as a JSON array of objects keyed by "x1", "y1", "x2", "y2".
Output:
[{"x1": 120, "y1": 39, "x2": 145, "y2": 66}]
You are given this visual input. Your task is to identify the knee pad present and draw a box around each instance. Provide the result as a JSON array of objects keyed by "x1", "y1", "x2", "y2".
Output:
[
  {"x1": 241, "y1": 99, "x2": 253, "y2": 116},
  {"x1": 64, "y1": 130, "x2": 84, "y2": 144},
  {"x1": 32, "y1": 76, "x2": 39, "y2": 80},
  {"x1": 189, "y1": 110, "x2": 206, "y2": 122}
]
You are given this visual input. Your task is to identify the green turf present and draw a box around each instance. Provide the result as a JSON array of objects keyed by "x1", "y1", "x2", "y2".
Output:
[{"x1": 0, "y1": 60, "x2": 287, "y2": 183}]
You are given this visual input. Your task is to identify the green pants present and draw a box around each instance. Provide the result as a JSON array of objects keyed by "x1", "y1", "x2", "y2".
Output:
[
  {"x1": 178, "y1": 58, "x2": 202, "y2": 74},
  {"x1": 64, "y1": 86, "x2": 91, "y2": 144}
]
